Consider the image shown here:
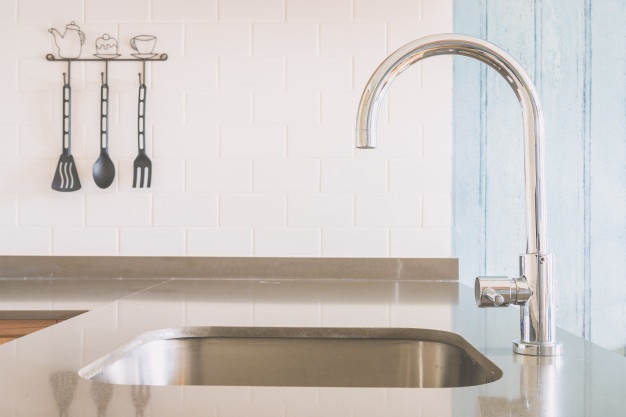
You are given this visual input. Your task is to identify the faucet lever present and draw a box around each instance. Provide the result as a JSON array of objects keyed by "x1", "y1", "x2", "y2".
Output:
[{"x1": 475, "y1": 276, "x2": 532, "y2": 307}]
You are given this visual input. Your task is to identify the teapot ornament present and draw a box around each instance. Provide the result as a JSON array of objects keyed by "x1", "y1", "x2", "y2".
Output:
[{"x1": 49, "y1": 21, "x2": 85, "y2": 59}]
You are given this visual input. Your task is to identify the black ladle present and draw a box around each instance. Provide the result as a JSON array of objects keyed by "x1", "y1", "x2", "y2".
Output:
[{"x1": 93, "y1": 70, "x2": 115, "y2": 188}]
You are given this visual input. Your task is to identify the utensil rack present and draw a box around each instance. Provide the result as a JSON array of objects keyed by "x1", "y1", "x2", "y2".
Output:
[
  {"x1": 46, "y1": 53, "x2": 168, "y2": 74},
  {"x1": 47, "y1": 54, "x2": 167, "y2": 191}
]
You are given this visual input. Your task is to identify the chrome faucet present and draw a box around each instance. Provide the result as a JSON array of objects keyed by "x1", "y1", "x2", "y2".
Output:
[{"x1": 355, "y1": 33, "x2": 562, "y2": 356}]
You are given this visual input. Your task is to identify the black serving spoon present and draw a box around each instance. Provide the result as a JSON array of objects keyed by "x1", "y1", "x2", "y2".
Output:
[{"x1": 93, "y1": 70, "x2": 115, "y2": 188}]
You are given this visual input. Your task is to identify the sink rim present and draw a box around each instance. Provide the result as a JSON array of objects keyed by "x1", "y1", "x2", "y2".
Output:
[{"x1": 79, "y1": 326, "x2": 503, "y2": 387}]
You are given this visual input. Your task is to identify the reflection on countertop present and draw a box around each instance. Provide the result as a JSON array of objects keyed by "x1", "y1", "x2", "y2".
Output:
[{"x1": 0, "y1": 258, "x2": 625, "y2": 416}]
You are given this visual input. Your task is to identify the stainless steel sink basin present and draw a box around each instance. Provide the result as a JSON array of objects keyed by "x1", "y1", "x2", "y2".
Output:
[{"x1": 79, "y1": 327, "x2": 502, "y2": 388}]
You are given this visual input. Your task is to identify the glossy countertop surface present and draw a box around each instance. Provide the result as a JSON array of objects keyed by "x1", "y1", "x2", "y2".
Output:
[{"x1": 0, "y1": 260, "x2": 625, "y2": 416}]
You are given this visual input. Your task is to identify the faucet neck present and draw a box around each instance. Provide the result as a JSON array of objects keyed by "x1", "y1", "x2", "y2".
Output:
[{"x1": 355, "y1": 33, "x2": 548, "y2": 254}]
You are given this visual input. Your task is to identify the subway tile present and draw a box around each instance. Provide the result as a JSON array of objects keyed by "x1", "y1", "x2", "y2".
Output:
[
  {"x1": 422, "y1": 192, "x2": 451, "y2": 228},
  {"x1": 0, "y1": 194, "x2": 17, "y2": 226},
  {"x1": 19, "y1": 1, "x2": 82, "y2": 22},
  {"x1": 422, "y1": 121, "x2": 452, "y2": 159},
  {"x1": 17, "y1": 58, "x2": 57, "y2": 92},
  {"x1": 422, "y1": 0, "x2": 453, "y2": 23},
  {"x1": 119, "y1": 227, "x2": 185, "y2": 255},
  {"x1": 218, "y1": 403, "x2": 284, "y2": 417},
  {"x1": 19, "y1": 192, "x2": 84, "y2": 226},
  {"x1": 0, "y1": 1, "x2": 15, "y2": 22},
  {"x1": 253, "y1": 23, "x2": 317, "y2": 56},
  {"x1": 186, "y1": 300, "x2": 253, "y2": 326},
  {"x1": 147, "y1": 90, "x2": 186, "y2": 128},
  {"x1": 320, "y1": 23, "x2": 386, "y2": 58},
  {"x1": 321, "y1": 302, "x2": 388, "y2": 327},
  {"x1": 153, "y1": 193, "x2": 218, "y2": 226},
  {"x1": 287, "y1": 193, "x2": 353, "y2": 226},
  {"x1": 11, "y1": 23, "x2": 48, "y2": 59},
  {"x1": 253, "y1": 159, "x2": 319, "y2": 192},
  {"x1": 252, "y1": 386, "x2": 320, "y2": 407},
  {"x1": 186, "y1": 23, "x2": 251, "y2": 57},
  {"x1": 152, "y1": 57, "x2": 217, "y2": 93},
  {"x1": 253, "y1": 90, "x2": 318, "y2": 125},
  {"x1": 389, "y1": 303, "x2": 452, "y2": 329},
  {"x1": 288, "y1": 124, "x2": 354, "y2": 158},
  {"x1": 0, "y1": 125, "x2": 18, "y2": 158},
  {"x1": 220, "y1": 194, "x2": 286, "y2": 227},
  {"x1": 154, "y1": 124, "x2": 220, "y2": 159},
  {"x1": 220, "y1": 124, "x2": 286, "y2": 158},
  {"x1": 52, "y1": 227, "x2": 117, "y2": 255},
  {"x1": 0, "y1": 227, "x2": 51, "y2": 255},
  {"x1": 186, "y1": 158, "x2": 252, "y2": 192},
  {"x1": 354, "y1": 0, "x2": 420, "y2": 22},
  {"x1": 253, "y1": 301, "x2": 321, "y2": 325},
  {"x1": 388, "y1": 158, "x2": 451, "y2": 193},
  {"x1": 286, "y1": 0, "x2": 351, "y2": 22},
  {"x1": 319, "y1": 90, "x2": 359, "y2": 128},
  {"x1": 0, "y1": 91, "x2": 52, "y2": 125},
  {"x1": 0, "y1": 0, "x2": 453, "y2": 257},
  {"x1": 388, "y1": 21, "x2": 454, "y2": 51},
  {"x1": 186, "y1": 227, "x2": 253, "y2": 256},
  {"x1": 219, "y1": 0, "x2": 284, "y2": 22},
  {"x1": 85, "y1": 193, "x2": 151, "y2": 226},
  {"x1": 85, "y1": 0, "x2": 149, "y2": 22},
  {"x1": 20, "y1": 125, "x2": 57, "y2": 159},
  {"x1": 0, "y1": 59, "x2": 17, "y2": 91},
  {"x1": 254, "y1": 227, "x2": 321, "y2": 256},
  {"x1": 0, "y1": 158, "x2": 52, "y2": 193},
  {"x1": 320, "y1": 159, "x2": 387, "y2": 192},
  {"x1": 389, "y1": 227, "x2": 451, "y2": 257},
  {"x1": 355, "y1": 193, "x2": 421, "y2": 227},
  {"x1": 152, "y1": 0, "x2": 217, "y2": 22},
  {"x1": 353, "y1": 55, "x2": 389, "y2": 93},
  {"x1": 321, "y1": 228, "x2": 388, "y2": 257},
  {"x1": 286, "y1": 56, "x2": 352, "y2": 90},
  {"x1": 183, "y1": 386, "x2": 252, "y2": 408},
  {"x1": 219, "y1": 57, "x2": 285, "y2": 91},
  {"x1": 286, "y1": 404, "x2": 353, "y2": 417},
  {"x1": 187, "y1": 90, "x2": 252, "y2": 125},
  {"x1": 354, "y1": 121, "x2": 422, "y2": 160}
]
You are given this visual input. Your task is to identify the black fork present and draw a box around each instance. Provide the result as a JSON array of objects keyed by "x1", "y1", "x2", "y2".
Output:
[{"x1": 133, "y1": 73, "x2": 152, "y2": 188}]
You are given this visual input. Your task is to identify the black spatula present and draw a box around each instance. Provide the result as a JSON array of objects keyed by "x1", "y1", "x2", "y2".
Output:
[{"x1": 52, "y1": 72, "x2": 81, "y2": 192}]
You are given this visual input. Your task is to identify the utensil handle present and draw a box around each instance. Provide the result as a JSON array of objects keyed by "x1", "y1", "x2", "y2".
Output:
[
  {"x1": 137, "y1": 80, "x2": 146, "y2": 153},
  {"x1": 100, "y1": 75, "x2": 109, "y2": 151},
  {"x1": 62, "y1": 75, "x2": 71, "y2": 156}
]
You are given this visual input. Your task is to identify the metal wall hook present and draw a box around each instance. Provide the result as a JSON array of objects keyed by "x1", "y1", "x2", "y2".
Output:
[{"x1": 101, "y1": 60, "x2": 109, "y2": 84}]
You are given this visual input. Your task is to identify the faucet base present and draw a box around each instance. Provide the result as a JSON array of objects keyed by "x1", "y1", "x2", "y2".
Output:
[{"x1": 513, "y1": 340, "x2": 563, "y2": 356}]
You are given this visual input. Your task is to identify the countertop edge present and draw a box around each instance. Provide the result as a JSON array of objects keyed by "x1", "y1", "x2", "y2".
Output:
[{"x1": 0, "y1": 256, "x2": 458, "y2": 281}]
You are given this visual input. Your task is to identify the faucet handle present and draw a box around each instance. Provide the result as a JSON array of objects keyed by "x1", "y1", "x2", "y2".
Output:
[{"x1": 475, "y1": 276, "x2": 532, "y2": 307}]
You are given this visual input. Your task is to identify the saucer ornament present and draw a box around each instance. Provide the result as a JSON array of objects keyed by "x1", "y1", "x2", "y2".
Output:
[{"x1": 131, "y1": 53, "x2": 158, "y2": 59}]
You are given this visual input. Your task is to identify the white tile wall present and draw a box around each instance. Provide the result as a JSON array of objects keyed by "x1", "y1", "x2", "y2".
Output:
[{"x1": 0, "y1": 0, "x2": 452, "y2": 256}]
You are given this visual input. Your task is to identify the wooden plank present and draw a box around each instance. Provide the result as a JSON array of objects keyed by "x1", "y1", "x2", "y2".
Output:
[
  {"x1": 0, "y1": 319, "x2": 59, "y2": 338},
  {"x1": 452, "y1": 0, "x2": 488, "y2": 285},
  {"x1": 589, "y1": 0, "x2": 626, "y2": 350},
  {"x1": 539, "y1": 0, "x2": 588, "y2": 337},
  {"x1": 484, "y1": 0, "x2": 536, "y2": 278}
]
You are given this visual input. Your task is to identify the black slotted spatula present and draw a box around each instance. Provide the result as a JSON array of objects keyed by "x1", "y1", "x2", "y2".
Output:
[{"x1": 52, "y1": 71, "x2": 81, "y2": 192}]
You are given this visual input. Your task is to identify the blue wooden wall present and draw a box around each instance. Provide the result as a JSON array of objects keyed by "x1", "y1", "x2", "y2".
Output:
[{"x1": 453, "y1": 0, "x2": 626, "y2": 353}]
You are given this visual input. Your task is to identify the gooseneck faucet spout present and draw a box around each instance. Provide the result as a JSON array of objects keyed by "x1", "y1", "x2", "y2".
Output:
[{"x1": 356, "y1": 34, "x2": 562, "y2": 356}]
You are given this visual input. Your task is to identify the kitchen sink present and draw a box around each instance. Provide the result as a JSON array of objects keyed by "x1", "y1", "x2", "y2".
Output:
[{"x1": 79, "y1": 327, "x2": 502, "y2": 388}]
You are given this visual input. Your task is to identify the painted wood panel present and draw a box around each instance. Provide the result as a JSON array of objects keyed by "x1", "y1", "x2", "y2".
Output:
[{"x1": 454, "y1": 0, "x2": 626, "y2": 352}]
